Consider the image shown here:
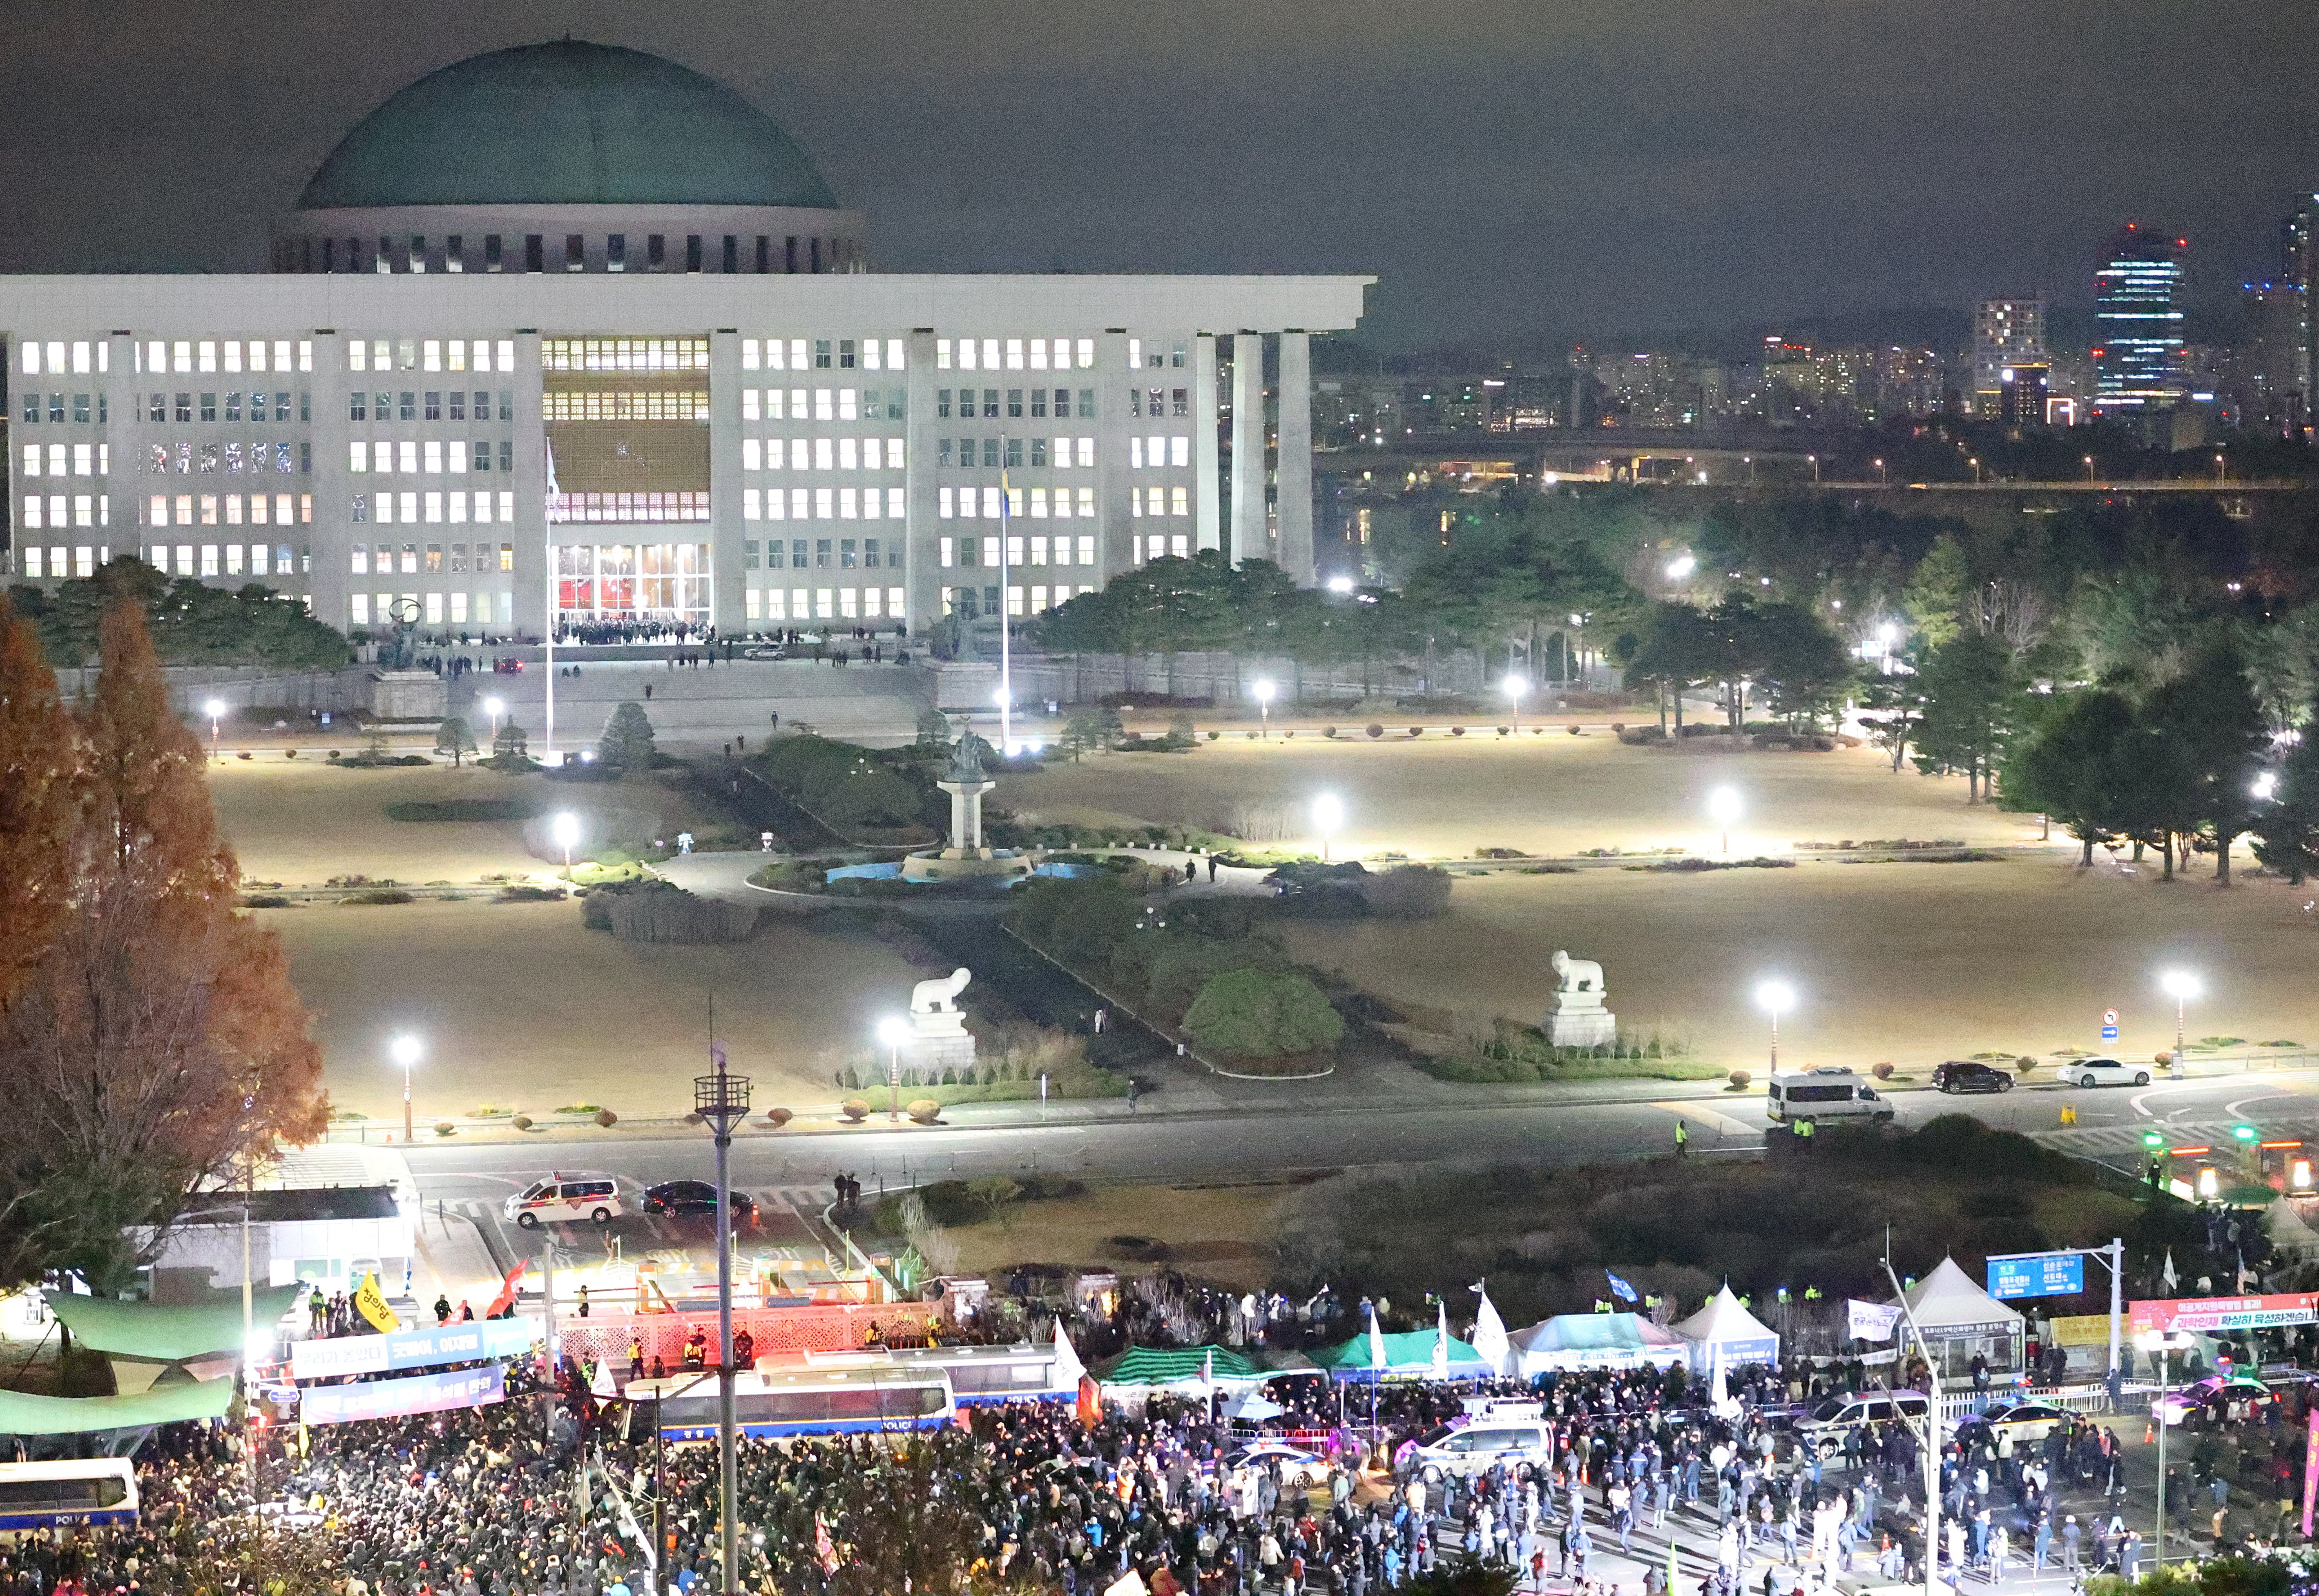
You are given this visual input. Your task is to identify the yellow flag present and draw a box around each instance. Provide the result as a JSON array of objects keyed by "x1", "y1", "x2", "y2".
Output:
[{"x1": 355, "y1": 1270, "x2": 400, "y2": 1333}]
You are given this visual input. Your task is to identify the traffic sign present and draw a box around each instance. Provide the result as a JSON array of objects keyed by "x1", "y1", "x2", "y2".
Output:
[
  {"x1": 2102, "y1": 1025, "x2": 2120, "y2": 1042},
  {"x1": 1988, "y1": 1251, "x2": 2087, "y2": 1300},
  {"x1": 2103, "y1": 1009, "x2": 2119, "y2": 1026}
]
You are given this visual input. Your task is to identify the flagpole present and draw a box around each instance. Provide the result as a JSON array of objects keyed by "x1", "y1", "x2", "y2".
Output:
[
  {"x1": 998, "y1": 438, "x2": 1013, "y2": 751},
  {"x1": 543, "y1": 438, "x2": 559, "y2": 761}
]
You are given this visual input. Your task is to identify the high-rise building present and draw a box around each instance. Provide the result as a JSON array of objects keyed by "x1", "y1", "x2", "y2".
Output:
[
  {"x1": 1972, "y1": 297, "x2": 2047, "y2": 414},
  {"x1": 1995, "y1": 363, "x2": 2049, "y2": 427},
  {"x1": 2281, "y1": 193, "x2": 2317, "y2": 438},
  {"x1": 2091, "y1": 224, "x2": 2187, "y2": 413}
]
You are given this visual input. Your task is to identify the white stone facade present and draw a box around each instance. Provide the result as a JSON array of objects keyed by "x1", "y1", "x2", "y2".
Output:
[{"x1": 2, "y1": 272, "x2": 1368, "y2": 638}]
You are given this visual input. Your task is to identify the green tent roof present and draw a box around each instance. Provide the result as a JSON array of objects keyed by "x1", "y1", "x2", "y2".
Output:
[
  {"x1": 1312, "y1": 1330, "x2": 1493, "y2": 1375},
  {"x1": 0, "y1": 1377, "x2": 234, "y2": 1437},
  {"x1": 1093, "y1": 1345, "x2": 1261, "y2": 1386},
  {"x1": 298, "y1": 42, "x2": 840, "y2": 211},
  {"x1": 48, "y1": 1286, "x2": 306, "y2": 1361}
]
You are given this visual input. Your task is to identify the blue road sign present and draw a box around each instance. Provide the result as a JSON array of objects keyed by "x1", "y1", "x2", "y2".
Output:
[
  {"x1": 1988, "y1": 1252, "x2": 2086, "y2": 1300},
  {"x1": 2102, "y1": 1025, "x2": 2120, "y2": 1042}
]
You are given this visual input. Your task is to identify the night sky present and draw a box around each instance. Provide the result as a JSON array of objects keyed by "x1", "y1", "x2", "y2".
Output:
[{"x1": 7, "y1": 1, "x2": 2316, "y2": 351}]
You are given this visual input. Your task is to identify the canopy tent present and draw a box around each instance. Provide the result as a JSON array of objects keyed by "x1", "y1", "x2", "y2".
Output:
[
  {"x1": 1893, "y1": 1257, "x2": 2024, "y2": 1379},
  {"x1": 1093, "y1": 1345, "x2": 1263, "y2": 1395},
  {"x1": 47, "y1": 1285, "x2": 307, "y2": 1395},
  {"x1": 2270, "y1": 1197, "x2": 2319, "y2": 1261},
  {"x1": 1222, "y1": 1388, "x2": 1286, "y2": 1422},
  {"x1": 1312, "y1": 1330, "x2": 1496, "y2": 1384},
  {"x1": 1672, "y1": 1286, "x2": 1780, "y2": 1372},
  {"x1": 0, "y1": 1376, "x2": 235, "y2": 1441},
  {"x1": 1508, "y1": 1313, "x2": 1687, "y2": 1377}
]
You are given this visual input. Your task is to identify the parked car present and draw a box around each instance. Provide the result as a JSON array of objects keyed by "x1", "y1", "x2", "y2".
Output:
[
  {"x1": 742, "y1": 645, "x2": 788, "y2": 661},
  {"x1": 504, "y1": 1172, "x2": 623, "y2": 1228},
  {"x1": 2152, "y1": 1375, "x2": 2273, "y2": 1428},
  {"x1": 1955, "y1": 1400, "x2": 2073, "y2": 1444},
  {"x1": 2058, "y1": 1056, "x2": 2151, "y2": 1088},
  {"x1": 1933, "y1": 1061, "x2": 2014, "y2": 1094},
  {"x1": 1224, "y1": 1440, "x2": 1331, "y2": 1489},
  {"x1": 1791, "y1": 1391, "x2": 1931, "y2": 1453},
  {"x1": 642, "y1": 1180, "x2": 759, "y2": 1227},
  {"x1": 1409, "y1": 1415, "x2": 1554, "y2": 1480}
]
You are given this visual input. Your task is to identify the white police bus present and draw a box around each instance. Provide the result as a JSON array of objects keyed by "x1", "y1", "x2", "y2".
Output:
[{"x1": 0, "y1": 1459, "x2": 140, "y2": 1534}]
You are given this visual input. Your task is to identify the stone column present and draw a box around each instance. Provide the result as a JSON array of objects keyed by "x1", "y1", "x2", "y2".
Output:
[
  {"x1": 1192, "y1": 333, "x2": 1222, "y2": 552},
  {"x1": 304, "y1": 330, "x2": 349, "y2": 629},
  {"x1": 904, "y1": 328, "x2": 941, "y2": 633},
  {"x1": 707, "y1": 328, "x2": 747, "y2": 635},
  {"x1": 1097, "y1": 330, "x2": 1134, "y2": 580},
  {"x1": 509, "y1": 330, "x2": 548, "y2": 641},
  {"x1": 1275, "y1": 330, "x2": 1313, "y2": 585},
  {"x1": 1230, "y1": 332, "x2": 1267, "y2": 563}
]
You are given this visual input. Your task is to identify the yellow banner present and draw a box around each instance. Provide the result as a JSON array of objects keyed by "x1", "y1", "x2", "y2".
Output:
[
  {"x1": 354, "y1": 1270, "x2": 401, "y2": 1333},
  {"x1": 2048, "y1": 1313, "x2": 2111, "y2": 1346}
]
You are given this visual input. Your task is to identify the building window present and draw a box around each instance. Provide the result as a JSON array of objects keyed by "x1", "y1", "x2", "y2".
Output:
[
  {"x1": 648, "y1": 234, "x2": 665, "y2": 270},
  {"x1": 525, "y1": 234, "x2": 545, "y2": 273},
  {"x1": 722, "y1": 235, "x2": 739, "y2": 273},
  {"x1": 685, "y1": 234, "x2": 703, "y2": 273},
  {"x1": 607, "y1": 233, "x2": 626, "y2": 272}
]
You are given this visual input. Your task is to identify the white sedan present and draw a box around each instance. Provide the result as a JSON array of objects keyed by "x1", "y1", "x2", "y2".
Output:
[{"x1": 2059, "y1": 1056, "x2": 2151, "y2": 1088}]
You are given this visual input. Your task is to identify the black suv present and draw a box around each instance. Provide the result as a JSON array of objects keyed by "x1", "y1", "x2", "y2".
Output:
[
  {"x1": 642, "y1": 1180, "x2": 759, "y2": 1226},
  {"x1": 1932, "y1": 1060, "x2": 2014, "y2": 1094}
]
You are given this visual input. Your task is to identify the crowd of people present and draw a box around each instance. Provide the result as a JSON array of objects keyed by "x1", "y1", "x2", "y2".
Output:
[{"x1": 3, "y1": 1344, "x2": 2249, "y2": 1596}]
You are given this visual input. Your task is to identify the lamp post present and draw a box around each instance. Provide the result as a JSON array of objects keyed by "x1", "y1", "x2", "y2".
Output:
[
  {"x1": 551, "y1": 811, "x2": 580, "y2": 876},
  {"x1": 1756, "y1": 980, "x2": 1795, "y2": 1071},
  {"x1": 204, "y1": 698, "x2": 227, "y2": 762},
  {"x1": 2084, "y1": 455, "x2": 2097, "y2": 486},
  {"x1": 2160, "y1": 969, "x2": 2200, "y2": 1079},
  {"x1": 482, "y1": 695, "x2": 505, "y2": 740},
  {"x1": 1253, "y1": 679, "x2": 1275, "y2": 741},
  {"x1": 1502, "y1": 674, "x2": 1527, "y2": 734},
  {"x1": 1313, "y1": 793, "x2": 1344, "y2": 863},
  {"x1": 391, "y1": 1034, "x2": 421, "y2": 1143},
  {"x1": 1708, "y1": 786, "x2": 1742, "y2": 857},
  {"x1": 1873, "y1": 458, "x2": 1886, "y2": 487},
  {"x1": 692, "y1": 1044, "x2": 752, "y2": 1596},
  {"x1": 877, "y1": 1016, "x2": 911, "y2": 1123},
  {"x1": 2140, "y1": 1328, "x2": 2193, "y2": 1563}
]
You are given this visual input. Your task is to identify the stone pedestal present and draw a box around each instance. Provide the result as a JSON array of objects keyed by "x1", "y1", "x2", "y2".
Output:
[
  {"x1": 906, "y1": 1006, "x2": 978, "y2": 1072},
  {"x1": 1547, "y1": 1007, "x2": 1618, "y2": 1048},
  {"x1": 367, "y1": 670, "x2": 448, "y2": 722}
]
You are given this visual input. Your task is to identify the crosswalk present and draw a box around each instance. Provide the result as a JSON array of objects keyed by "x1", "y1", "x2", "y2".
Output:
[{"x1": 2033, "y1": 1116, "x2": 2319, "y2": 1160}]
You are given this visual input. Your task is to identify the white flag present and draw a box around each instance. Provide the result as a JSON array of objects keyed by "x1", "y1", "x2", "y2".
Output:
[
  {"x1": 1471, "y1": 1281, "x2": 1512, "y2": 1377},
  {"x1": 1433, "y1": 1301, "x2": 1450, "y2": 1380},
  {"x1": 2162, "y1": 1248, "x2": 2178, "y2": 1291},
  {"x1": 1367, "y1": 1303, "x2": 1386, "y2": 1372},
  {"x1": 1847, "y1": 1299, "x2": 1902, "y2": 1343}
]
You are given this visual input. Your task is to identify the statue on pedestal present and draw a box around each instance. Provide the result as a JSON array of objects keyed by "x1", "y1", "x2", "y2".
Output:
[
  {"x1": 1546, "y1": 948, "x2": 1618, "y2": 1048},
  {"x1": 904, "y1": 967, "x2": 978, "y2": 1070}
]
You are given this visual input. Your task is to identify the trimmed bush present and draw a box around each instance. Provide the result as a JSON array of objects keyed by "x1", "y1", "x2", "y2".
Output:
[
  {"x1": 1361, "y1": 864, "x2": 1453, "y2": 920},
  {"x1": 840, "y1": 1099, "x2": 870, "y2": 1123},
  {"x1": 1450, "y1": 726, "x2": 1465, "y2": 737},
  {"x1": 765, "y1": 1107, "x2": 794, "y2": 1127},
  {"x1": 434, "y1": 1121, "x2": 456, "y2": 1137},
  {"x1": 594, "y1": 1108, "x2": 618, "y2": 1127},
  {"x1": 1183, "y1": 968, "x2": 1346, "y2": 1058},
  {"x1": 1870, "y1": 1062, "x2": 1895, "y2": 1080},
  {"x1": 1325, "y1": 726, "x2": 1338, "y2": 738},
  {"x1": 1366, "y1": 724, "x2": 1384, "y2": 739},
  {"x1": 1567, "y1": 724, "x2": 1582, "y2": 735},
  {"x1": 512, "y1": 1115, "x2": 534, "y2": 1130},
  {"x1": 1727, "y1": 1069, "x2": 1752, "y2": 1089},
  {"x1": 907, "y1": 1098, "x2": 941, "y2": 1123}
]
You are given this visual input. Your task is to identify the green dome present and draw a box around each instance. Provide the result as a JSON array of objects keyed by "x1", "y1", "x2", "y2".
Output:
[{"x1": 297, "y1": 42, "x2": 838, "y2": 212}]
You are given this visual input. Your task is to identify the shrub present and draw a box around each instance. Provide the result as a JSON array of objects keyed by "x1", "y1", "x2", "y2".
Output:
[
  {"x1": 1450, "y1": 726, "x2": 1465, "y2": 737},
  {"x1": 1183, "y1": 968, "x2": 1346, "y2": 1058},
  {"x1": 498, "y1": 884, "x2": 565, "y2": 903},
  {"x1": 1408, "y1": 727, "x2": 1423, "y2": 738},
  {"x1": 601, "y1": 881, "x2": 759, "y2": 943},
  {"x1": 599, "y1": 701, "x2": 658, "y2": 772},
  {"x1": 512, "y1": 1115, "x2": 534, "y2": 1130},
  {"x1": 908, "y1": 1098, "x2": 942, "y2": 1123},
  {"x1": 1496, "y1": 726, "x2": 1509, "y2": 736},
  {"x1": 765, "y1": 1107, "x2": 793, "y2": 1127},
  {"x1": 241, "y1": 894, "x2": 292, "y2": 908},
  {"x1": 1727, "y1": 1069, "x2": 1752, "y2": 1089},
  {"x1": 434, "y1": 1121, "x2": 457, "y2": 1136},
  {"x1": 1361, "y1": 864, "x2": 1453, "y2": 920},
  {"x1": 594, "y1": 1108, "x2": 618, "y2": 1127},
  {"x1": 1325, "y1": 726, "x2": 1338, "y2": 738},
  {"x1": 1207, "y1": 730, "x2": 1221, "y2": 741},
  {"x1": 1611, "y1": 723, "x2": 1625, "y2": 734},
  {"x1": 344, "y1": 888, "x2": 415, "y2": 905},
  {"x1": 1367, "y1": 724, "x2": 1384, "y2": 739},
  {"x1": 2015, "y1": 1055, "x2": 2038, "y2": 1074},
  {"x1": 841, "y1": 1099, "x2": 870, "y2": 1123},
  {"x1": 1567, "y1": 724, "x2": 1582, "y2": 735},
  {"x1": 1871, "y1": 1062, "x2": 1895, "y2": 1080}
]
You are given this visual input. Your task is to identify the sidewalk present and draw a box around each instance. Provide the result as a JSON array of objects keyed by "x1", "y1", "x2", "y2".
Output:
[{"x1": 411, "y1": 1201, "x2": 507, "y2": 1309}]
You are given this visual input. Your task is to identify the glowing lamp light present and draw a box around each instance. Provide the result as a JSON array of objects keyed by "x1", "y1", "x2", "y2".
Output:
[
  {"x1": 204, "y1": 697, "x2": 227, "y2": 721},
  {"x1": 551, "y1": 811, "x2": 581, "y2": 872},
  {"x1": 1707, "y1": 786, "x2": 1742, "y2": 855},
  {"x1": 1756, "y1": 980, "x2": 1796, "y2": 1018},
  {"x1": 482, "y1": 695, "x2": 505, "y2": 721},
  {"x1": 2197, "y1": 1167, "x2": 2220, "y2": 1199},
  {"x1": 2161, "y1": 970, "x2": 2201, "y2": 1003},
  {"x1": 876, "y1": 1016, "x2": 912, "y2": 1048},
  {"x1": 390, "y1": 1035, "x2": 422, "y2": 1071},
  {"x1": 1326, "y1": 575, "x2": 1356, "y2": 594},
  {"x1": 1665, "y1": 555, "x2": 1697, "y2": 581},
  {"x1": 2294, "y1": 1159, "x2": 2312, "y2": 1191},
  {"x1": 2253, "y1": 772, "x2": 2278, "y2": 801},
  {"x1": 1252, "y1": 680, "x2": 1276, "y2": 705},
  {"x1": 1312, "y1": 792, "x2": 1345, "y2": 861}
]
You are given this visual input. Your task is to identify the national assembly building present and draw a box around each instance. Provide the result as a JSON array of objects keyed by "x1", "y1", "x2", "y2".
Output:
[{"x1": 2, "y1": 41, "x2": 1370, "y2": 641}]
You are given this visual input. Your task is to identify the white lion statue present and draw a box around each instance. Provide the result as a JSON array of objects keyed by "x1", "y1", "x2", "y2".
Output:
[
  {"x1": 911, "y1": 967, "x2": 972, "y2": 1014},
  {"x1": 1550, "y1": 949, "x2": 1604, "y2": 996}
]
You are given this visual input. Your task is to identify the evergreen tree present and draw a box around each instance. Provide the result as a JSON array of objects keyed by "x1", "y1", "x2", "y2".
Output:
[
  {"x1": 1913, "y1": 630, "x2": 2021, "y2": 801},
  {"x1": 433, "y1": 714, "x2": 477, "y2": 767},
  {"x1": 2000, "y1": 688, "x2": 2138, "y2": 864},
  {"x1": 2253, "y1": 730, "x2": 2319, "y2": 886},
  {"x1": 599, "y1": 701, "x2": 658, "y2": 773},
  {"x1": 2141, "y1": 641, "x2": 2270, "y2": 883}
]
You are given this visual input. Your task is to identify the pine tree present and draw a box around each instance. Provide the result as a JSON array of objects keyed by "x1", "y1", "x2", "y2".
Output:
[
  {"x1": 600, "y1": 701, "x2": 658, "y2": 773},
  {"x1": 433, "y1": 714, "x2": 477, "y2": 766},
  {"x1": 0, "y1": 601, "x2": 326, "y2": 1292}
]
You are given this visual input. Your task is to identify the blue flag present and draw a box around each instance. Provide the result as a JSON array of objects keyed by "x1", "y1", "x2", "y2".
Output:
[{"x1": 1606, "y1": 1270, "x2": 1639, "y2": 1304}]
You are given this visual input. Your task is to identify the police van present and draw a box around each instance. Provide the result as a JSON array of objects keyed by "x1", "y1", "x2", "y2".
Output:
[{"x1": 1765, "y1": 1067, "x2": 1893, "y2": 1125}]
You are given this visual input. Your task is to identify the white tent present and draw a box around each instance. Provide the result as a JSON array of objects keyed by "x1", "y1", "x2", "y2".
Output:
[
  {"x1": 2270, "y1": 1197, "x2": 2319, "y2": 1261},
  {"x1": 1672, "y1": 1286, "x2": 1781, "y2": 1372},
  {"x1": 1506, "y1": 1313, "x2": 1688, "y2": 1377},
  {"x1": 1893, "y1": 1257, "x2": 2024, "y2": 1378},
  {"x1": 1223, "y1": 1388, "x2": 1286, "y2": 1422}
]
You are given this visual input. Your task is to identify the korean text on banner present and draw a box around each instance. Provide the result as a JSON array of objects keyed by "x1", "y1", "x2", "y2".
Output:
[
  {"x1": 2130, "y1": 1293, "x2": 2319, "y2": 1336},
  {"x1": 1847, "y1": 1300, "x2": 1902, "y2": 1342},
  {"x1": 2306, "y1": 1409, "x2": 2319, "y2": 1538},
  {"x1": 299, "y1": 1364, "x2": 505, "y2": 1425},
  {"x1": 289, "y1": 1314, "x2": 544, "y2": 1381}
]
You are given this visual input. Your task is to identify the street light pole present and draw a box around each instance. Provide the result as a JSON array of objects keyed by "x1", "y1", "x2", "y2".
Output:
[
  {"x1": 878, "y1": 1017, "x2": 909, "y2": 1123},
  {"x1": 391, "y1": 1035, "x2": 421, "y2": 1143},
  {"x1": 694, "y1": 1044, "x2": 751, "y2": 1596},
  {"x1": 205, "y1": 699, "x2": 226, "y2": 762}
]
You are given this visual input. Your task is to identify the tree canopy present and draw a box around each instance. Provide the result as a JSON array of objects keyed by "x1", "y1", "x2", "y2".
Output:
[{"x1": 7, "y1": 556, "x2": 351, "y2": 670}]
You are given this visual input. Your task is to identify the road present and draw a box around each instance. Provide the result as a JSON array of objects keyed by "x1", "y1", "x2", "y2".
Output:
[{"x1": 399, "y1": 1064, "x2": 2319, "y2": 1265}]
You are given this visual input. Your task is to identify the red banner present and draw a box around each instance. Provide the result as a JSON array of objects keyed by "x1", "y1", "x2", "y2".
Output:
[
  {"x1": 2304, "y1": 1409, "x2": 2319, "y2": 1538},
  {"x1": 2129, "y1": 1293, "x2": 2319, "y2": 1335}
]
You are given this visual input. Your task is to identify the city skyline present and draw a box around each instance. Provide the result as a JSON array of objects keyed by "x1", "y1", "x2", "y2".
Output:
[{"x1": 4, "y1": 0, "x2": 2317, "y2": 350}]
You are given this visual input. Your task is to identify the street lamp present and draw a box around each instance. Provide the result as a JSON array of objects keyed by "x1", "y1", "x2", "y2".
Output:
[
  {"x1": 691, "y1": 1043, "x2": 752, "y2": 1596},
  {"x1": 2253, "y1": 771, "x2": 2278, "y2": 801},
  {"x1": 1253, "y1": 679, "x2": 1276, "y2": 741},
  {"x1": 2084, "y1": 455, "x2": 2097, "y2": 486},
  {"x1": 2140, "y1": 1325, "x2": 2195, "y2": 1562},
  {"x1": 482, "y1": 695, "x2": 505, "y2": 736},
  {"x1": 1312, "y1": 792, "x2": 1344, "y2": 863},
  {"x1": 1873, "y1": 458, "x2": 1886, "y2": 486},
  {"x1": 1664, "y1": 553, "x2": 1697, "y2": 581},
  {"x1": 391, "y1": 1034, "x2": 421, "y2": 1142},
  {"x1": 551, "y1": 811, "x2": 580, "y2": 875},
  {"x1": 877, "y1": 1016, "x2": 911, "y2": 1123},
  {"x1": 2160, "y1": 969, "x2": 2200, "y2": 1078},
  {"x1": 204, "y1": 698, "x2": 227, "y2": 761},
  {"x1": 1708, "y1": 786, "x2": 1742, "y2": 856},
  {"x1": 1502, "y1": 675, "x2": 1527, "y2": 734},
  {"x1": 1757, "y1": 980, "x2": 1795, "y2": 1071}
]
